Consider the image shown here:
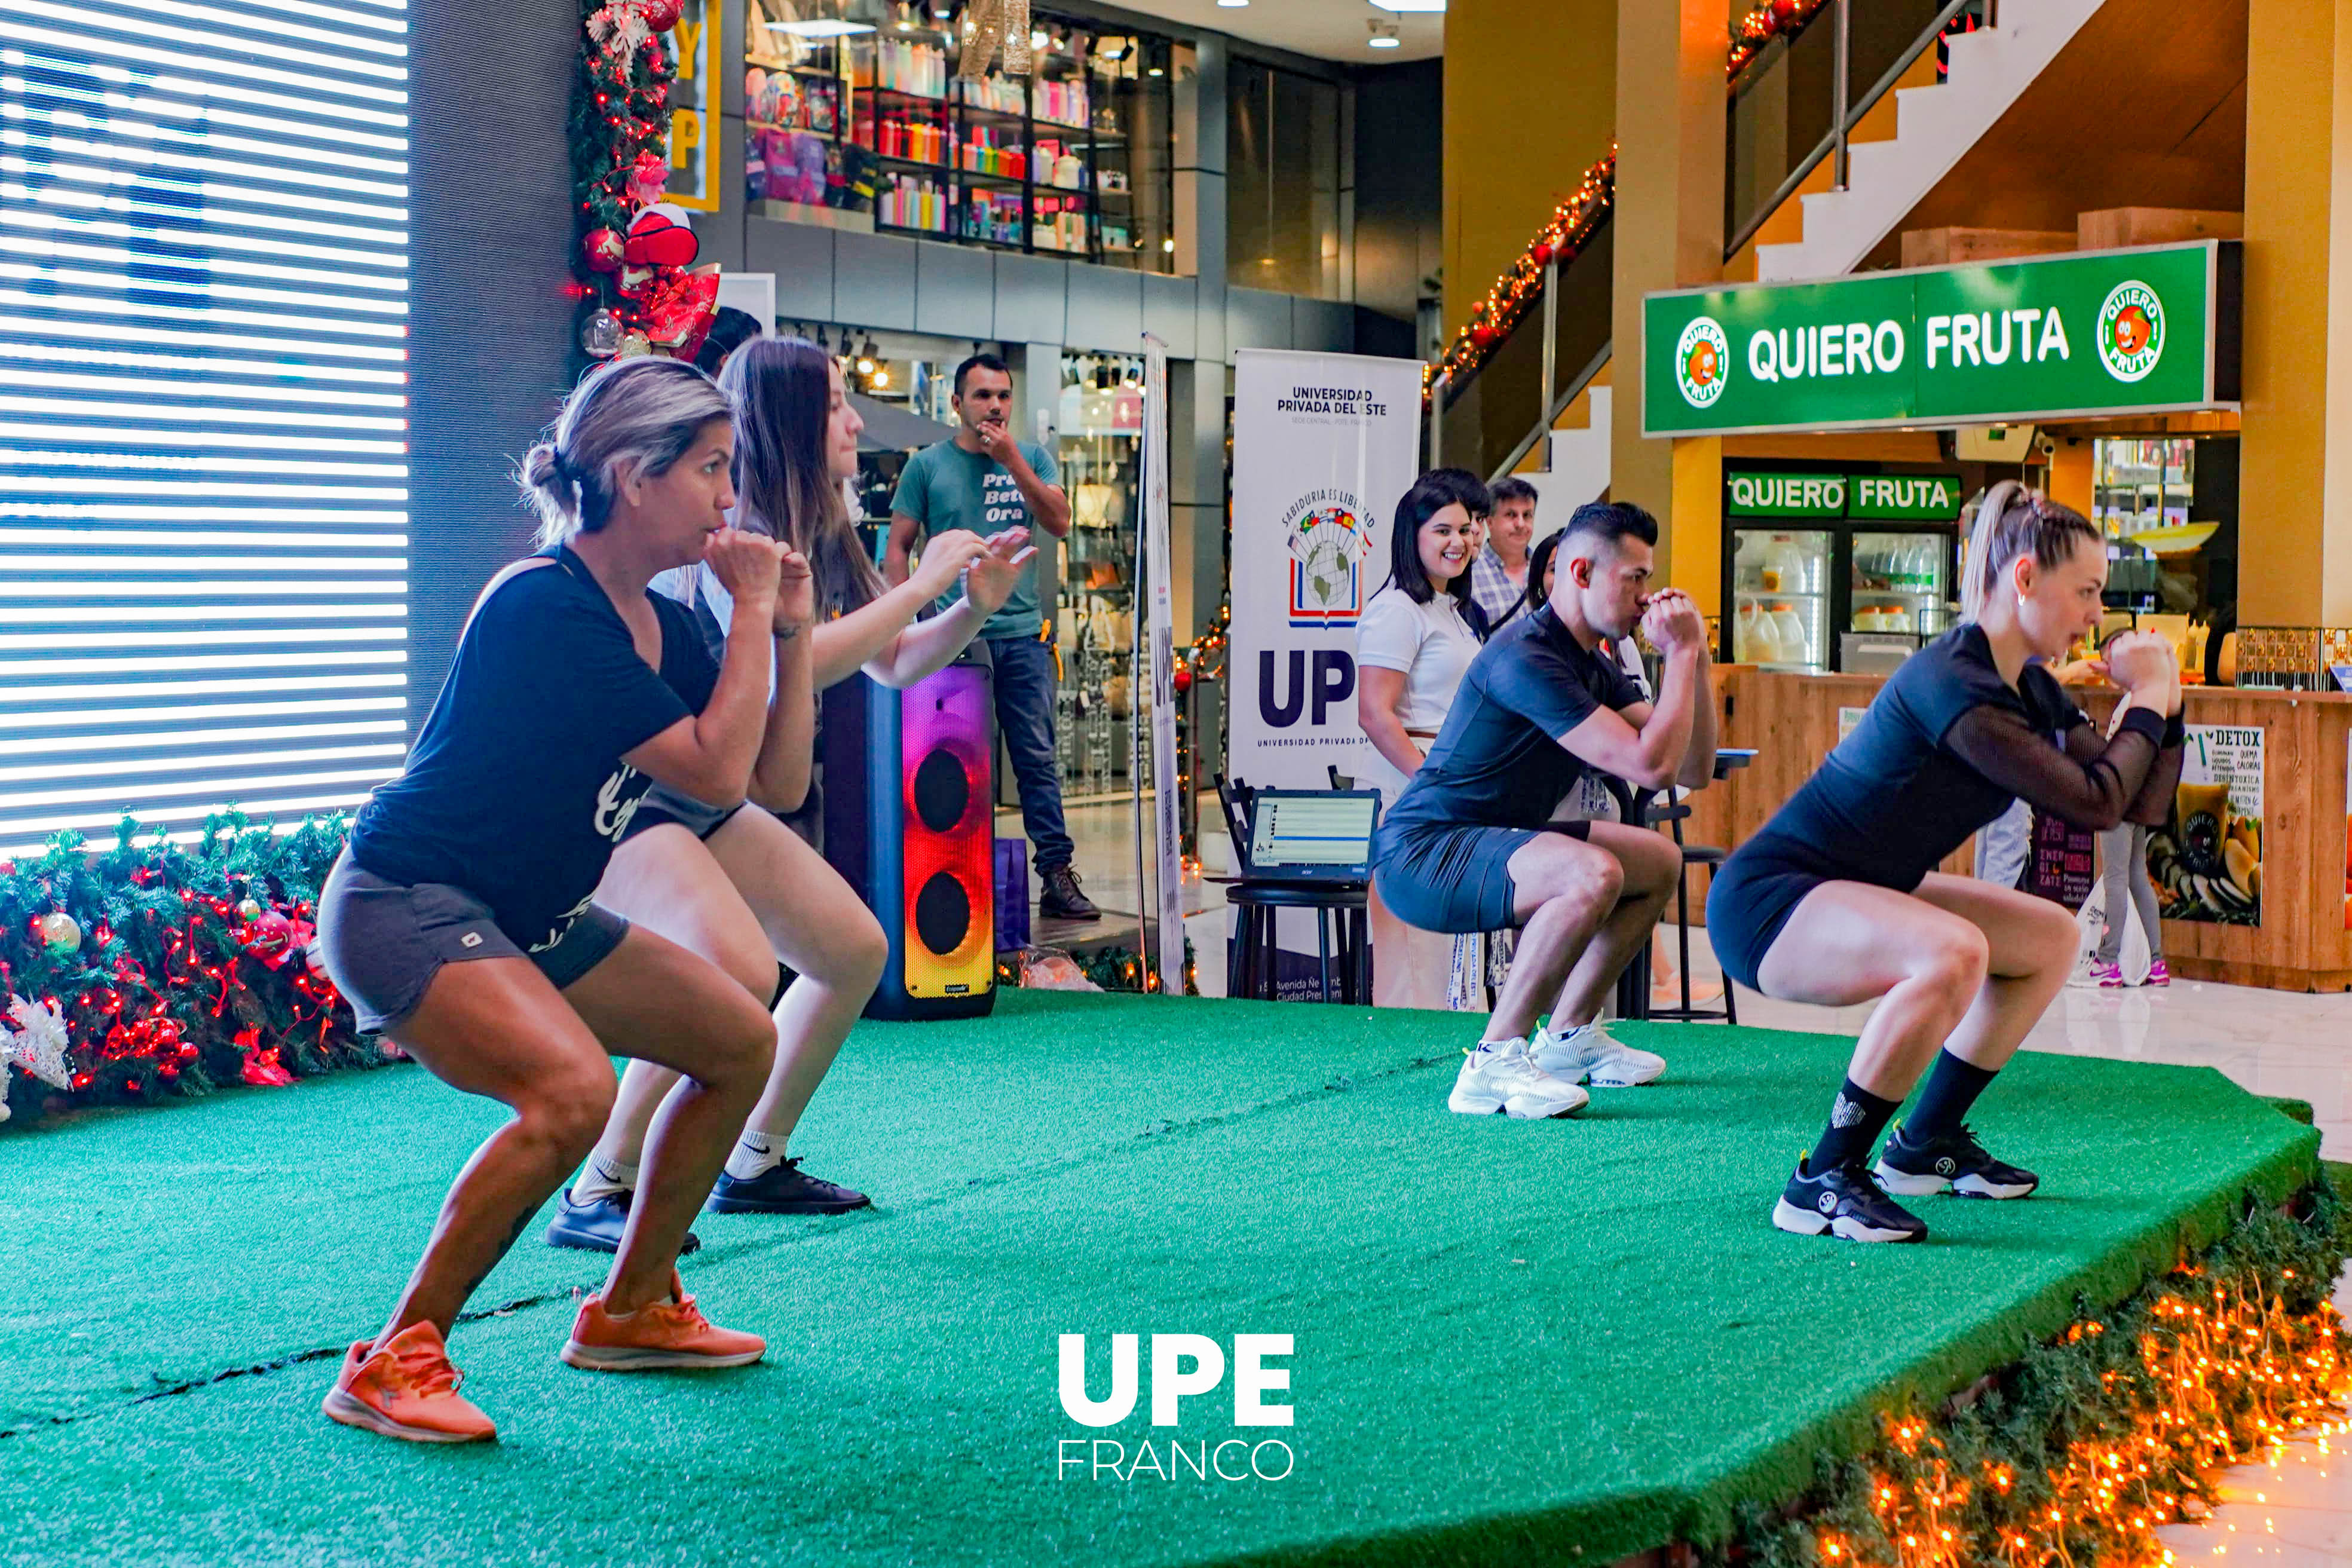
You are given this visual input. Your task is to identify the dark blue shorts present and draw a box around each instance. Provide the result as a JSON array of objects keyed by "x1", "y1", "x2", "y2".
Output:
[
  {"x1": 1373, "y1": 820, "x2": 1591, "y2": 935},
  {"x1": 1704, "y1": 849, "x2": 1829, "y2": 993},
  {"x1": 318, "y1": 859, "x2": 630, "y2": 1034}
]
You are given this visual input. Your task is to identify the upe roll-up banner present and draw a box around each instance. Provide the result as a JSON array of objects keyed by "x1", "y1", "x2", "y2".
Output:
[{"x1": 1228, "y1": 350, "x2": 1423, "y2": 995}]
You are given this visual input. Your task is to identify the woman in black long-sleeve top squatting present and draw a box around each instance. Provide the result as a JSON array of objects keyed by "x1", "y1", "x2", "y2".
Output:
[{"x1": 1707, "y1": 482, "x2": 2186, "y2": 1244}]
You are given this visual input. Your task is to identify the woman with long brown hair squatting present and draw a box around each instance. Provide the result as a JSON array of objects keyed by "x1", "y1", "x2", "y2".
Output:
[
  {"x1": 314, "y1": 356, "x2": 812, "y2": 1441},
  {"x1": 1706, "y1": 483, "x2": 2186, "y2": 1245},
  {"x1": 543, "y1": 336, "x2": 1034, "y2": 1249}
]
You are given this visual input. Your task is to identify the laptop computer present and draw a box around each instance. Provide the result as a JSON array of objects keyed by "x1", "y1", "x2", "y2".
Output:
[{"x1": 1244, "y1": 789, "x2": 1381, "y2": 883}]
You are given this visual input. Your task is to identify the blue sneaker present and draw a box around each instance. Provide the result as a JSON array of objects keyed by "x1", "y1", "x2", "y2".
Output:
[
  {"x1": 705, "y1": 1158, "x2": 871, "y2": 1215},
  {"x1": 544, "y1": 1187, "x2": 700, "y2": 1255}
]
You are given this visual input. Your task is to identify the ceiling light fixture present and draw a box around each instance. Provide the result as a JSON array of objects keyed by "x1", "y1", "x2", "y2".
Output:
[
  {"x1": 767, "y1": 18, "x2": 875, "y2": 36},
  {"x1": 1370, "y1": 0, "x2": 1446, "y2": 11},
  {"x1": 1217, "y1": 1, "x2": 1249, "y2": 7},
  {"x1": 1147, "y1": 64, "x2": 1164, "y2": 76},
  {"x1": 1367, "y1": 20, "x2": 1402, "y2": 48}
]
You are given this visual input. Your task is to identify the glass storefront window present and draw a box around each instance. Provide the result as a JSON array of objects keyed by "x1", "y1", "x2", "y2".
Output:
[
  {"x1": 1227, "y1": 58, "x2": 1345, "y2": 300},
  {"x1": 1054, "y1": 352, "x2": 1146, "y2": 798},
  {"x1": 744, "y1": 2, "x2": 1176, "y2": 271}
]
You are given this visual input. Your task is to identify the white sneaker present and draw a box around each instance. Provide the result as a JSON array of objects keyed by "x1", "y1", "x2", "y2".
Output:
[
  {"x1": 1529, "y1": 1021, "x2": 1667, "y2": 1087},
  {"x1": 1447, "y1": 1040, "x2": 1590, "y2": 1119}
]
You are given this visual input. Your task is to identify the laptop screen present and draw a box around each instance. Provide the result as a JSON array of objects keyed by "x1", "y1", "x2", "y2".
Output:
[{"x1": 1248, "y1": 791, "x2": 1379, "y2": 873}]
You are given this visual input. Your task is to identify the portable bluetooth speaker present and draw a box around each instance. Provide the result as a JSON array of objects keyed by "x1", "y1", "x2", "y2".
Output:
[{"x1": 820, "y1": 654, "x2": 997, "y2": 1020}]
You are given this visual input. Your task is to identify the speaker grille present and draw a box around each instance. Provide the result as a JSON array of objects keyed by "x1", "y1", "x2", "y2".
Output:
[
  {"x1": 913, "y1": 870, "x2": 973, "y2": 957},
  {"x1": 911, "y1": 746, "x2": 969, "y2": 834}
]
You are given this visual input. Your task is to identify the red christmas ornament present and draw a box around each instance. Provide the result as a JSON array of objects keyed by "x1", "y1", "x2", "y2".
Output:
[
  {"x1": 1769, "y1": 0, "x2": 1799, "y2": 24},
  {"x1": 1531, "y1": 241, "x2": 1555, "y2": 267},
  {"x1": 584, "y1": 227, "x2": 625, "y2": 272},
  {"x1": 635, "y1": 0, "x2": 683, "y2": 31},
  {"x1": 1471, "y1": 323, "x2": 1499, "y2": 348},
  {"x1": 1172, "y1": 665, "x2": 1193, "y2": 694}
]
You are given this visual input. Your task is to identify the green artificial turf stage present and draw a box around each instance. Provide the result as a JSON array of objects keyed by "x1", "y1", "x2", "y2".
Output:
[{"x1": 0, "y1": 991, "x2": 2319, "y2": 1567}]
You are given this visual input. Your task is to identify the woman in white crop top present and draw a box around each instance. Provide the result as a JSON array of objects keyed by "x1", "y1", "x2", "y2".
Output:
[{"x1": 1355, "y1": 469, "x2": 1490, "y2": 1007}]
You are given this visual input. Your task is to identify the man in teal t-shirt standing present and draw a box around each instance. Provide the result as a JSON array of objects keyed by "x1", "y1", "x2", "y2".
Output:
[{"x1": 886, "y1": 353, "x2": 1095, "y2": 920}]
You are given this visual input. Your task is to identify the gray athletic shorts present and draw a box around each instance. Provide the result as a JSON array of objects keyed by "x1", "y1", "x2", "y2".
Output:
[{"x1": 317, "y1": 858, "x2": 630, "y2": 1034}]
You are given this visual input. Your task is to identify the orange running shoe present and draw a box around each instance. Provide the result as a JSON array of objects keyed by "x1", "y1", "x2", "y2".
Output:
[
  {"x1": 321, "y1": 1320, "x2": 497, "y2": 1443},
  {"x1": 561, "y1": 1270, "x2": 765, "y2": 1371}
]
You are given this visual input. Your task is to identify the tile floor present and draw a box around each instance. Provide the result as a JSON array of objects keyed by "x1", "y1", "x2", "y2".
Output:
[{"x1": 1009, "y1": 800, "x2": 2352, "y2": 1563}]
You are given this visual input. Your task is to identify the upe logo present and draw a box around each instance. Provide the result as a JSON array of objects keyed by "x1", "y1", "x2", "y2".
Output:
[
  {"x1": 1676, "y1": 316, "x2": 1731, "y2": 408},
  {"x1": 1281, "y1": 492, "x2": 1373, "y2": 627},
  {"x1": 2097, "y1": 280, "x2": 2164, "y2": 383},
  {"x1": 1056, "y1": 1333, "x2": 1295, "y2": 1484}
]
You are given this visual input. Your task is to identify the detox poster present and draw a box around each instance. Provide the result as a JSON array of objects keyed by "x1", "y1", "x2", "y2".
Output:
[{"x1": 2149, "y1": 725, "x2": 2264, "y2": 925}]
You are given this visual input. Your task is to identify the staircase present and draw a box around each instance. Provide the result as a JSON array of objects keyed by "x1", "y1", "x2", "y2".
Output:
[
  {"x1": 1755, "y1": 0, "x2": 2106, "y2": 281},
  {"x1": 1429, "y1": 0, "x2": 2113, "y2": 487}
]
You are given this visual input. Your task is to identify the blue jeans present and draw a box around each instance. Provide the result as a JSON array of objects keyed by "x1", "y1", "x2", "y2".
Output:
[{"x1": 988, "y1": 632, "x2": 1074, "y2": 870}]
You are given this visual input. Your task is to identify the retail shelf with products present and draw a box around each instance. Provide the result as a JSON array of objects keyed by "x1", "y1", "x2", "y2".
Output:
[{"x1": 743, "y1": 2, "x2": 1175, "y2": 271}]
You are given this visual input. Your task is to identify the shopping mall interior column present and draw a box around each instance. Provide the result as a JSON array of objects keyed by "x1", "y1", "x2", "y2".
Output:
[
  {"x1": 2240, "y1": 0, "x2": 2352, "y2": 626},
  {"x1": 1610, "y1": 0, "x2": 1725, "y2": 591}
]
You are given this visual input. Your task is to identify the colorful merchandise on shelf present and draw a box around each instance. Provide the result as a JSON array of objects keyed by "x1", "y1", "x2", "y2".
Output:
[
  {"x1": 1033, "y1": 76, "x2": 1088, "y2": 128},
  {"x1": 961, "y1": 187, "x2": 1023, "y2": 246},
  {"x1": 863, "y1": 35, "x2": 947, "y2": 99},
  {"x1": 880, "y1": 172, "x2": 947, "y2": 233},
  {"x1": 957, "y1": 72, "x2": 1027, "y2": 116}
]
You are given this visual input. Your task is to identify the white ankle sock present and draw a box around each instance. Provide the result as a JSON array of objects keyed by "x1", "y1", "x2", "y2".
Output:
[
  {"x1": 572, "y1": 1152, "x2": 636, "y2": 1204},
  {"x1": 724, "y1": 1130, "x2": 786, "y2": 1181}
]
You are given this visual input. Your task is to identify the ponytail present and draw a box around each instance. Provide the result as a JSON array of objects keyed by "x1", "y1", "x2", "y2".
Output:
[{"x1": 1960, "y1": 480, "x2": 2100, "y2": 622}]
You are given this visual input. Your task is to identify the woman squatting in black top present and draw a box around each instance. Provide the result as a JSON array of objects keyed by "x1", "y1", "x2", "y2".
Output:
[
  {"x1": 316, "y1": 357, "x2": 814, "y2": 1443},
  {"x1": 1707, "y1": 482, "x2": 2185, "y2": 1245}
]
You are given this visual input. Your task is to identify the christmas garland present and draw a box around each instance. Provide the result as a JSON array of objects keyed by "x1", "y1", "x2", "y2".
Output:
[
  {"x1": 1428, "y1": 0, "x2": 1836, "y2": 397},
  {"x1": 1714, "y1": 1171, "x2": 2352, "y2": 1567},
  {"x1": 568, "y1": 0, "x2": 721, "y2": 364},
  {"x1": 0, "y1": 814, "x2": 372, "y2": 1127}
]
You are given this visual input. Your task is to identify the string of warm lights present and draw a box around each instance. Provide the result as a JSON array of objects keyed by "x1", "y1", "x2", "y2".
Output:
[{"x1": 1735, "y1": 1190, "x2": 2350, "y2": 1568}]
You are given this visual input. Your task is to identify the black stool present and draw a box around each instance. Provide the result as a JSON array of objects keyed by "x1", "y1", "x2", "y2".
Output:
[
  {"x1": 1643, "y1": 792, "x2": 1736, "y2": 1024},
  {"x1": 1223, "y1": 880, "x2": 1371, "y2": 1003}
]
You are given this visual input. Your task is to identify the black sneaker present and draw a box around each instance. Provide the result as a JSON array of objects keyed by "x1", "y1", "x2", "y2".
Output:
[
  {"x1": 705, "y1": 1157, "x2": 872, "y2": 1215},
  {"x1": 1038, "y1": 864, "x2": 1100, "y2": 921},
  {"x1": 544, "y1": 1187, "x2": 700, "y2": 1255},
  {"x1": 1876, "y1": 1121, "x2": 2039, "y2": 1200},
  {"x1": 1771, "y1": 1156, "x2": 1928, "y2": 1244}
]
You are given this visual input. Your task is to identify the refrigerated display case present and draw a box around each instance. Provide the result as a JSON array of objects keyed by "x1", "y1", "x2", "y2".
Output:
[
  {"x1": 1848, "y1": 529, "x2": 1956, "y2": 639},
  {"x1": 1728, "y1": 528, "x2": 1832, "y2": 671}
]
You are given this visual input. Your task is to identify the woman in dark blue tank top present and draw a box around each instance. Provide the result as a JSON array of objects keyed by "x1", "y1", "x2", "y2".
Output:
[{"x1": 1707, "y1": 484, "x2": 2185, "y2": 1246}]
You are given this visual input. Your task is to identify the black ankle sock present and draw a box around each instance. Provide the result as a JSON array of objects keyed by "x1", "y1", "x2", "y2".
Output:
[
  {"x1": 1812, "y1": 1078, "x2": 1900, "y2": 1172},
  {"x1": 1903, "y1": 1050, "x2": 1999, "y2": 1141}
]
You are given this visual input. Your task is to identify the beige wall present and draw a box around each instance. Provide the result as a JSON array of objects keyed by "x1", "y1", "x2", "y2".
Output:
[
  {"x1": 1441, "y1": 0, "x2": 1618, "y2": 342},
  {"x1": 1610, "y1": 0, "x2": 1727, "y2": 604},
  {"x1": 2240, "y1": 0, "x2": 2352, "y2": 624}
]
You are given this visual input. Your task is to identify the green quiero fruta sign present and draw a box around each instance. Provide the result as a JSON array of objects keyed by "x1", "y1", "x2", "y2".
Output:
[
  {"x1": 1644, "y1": 241, "x2": 2239, "y2": 437},
  {"x1": 1725, "y1": 470, "x2": 1961, "y2": 518}
]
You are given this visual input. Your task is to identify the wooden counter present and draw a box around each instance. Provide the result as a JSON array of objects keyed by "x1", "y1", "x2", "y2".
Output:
[{"x1": 1683, "y1": 669, "x2": 2352, "y2": 994}]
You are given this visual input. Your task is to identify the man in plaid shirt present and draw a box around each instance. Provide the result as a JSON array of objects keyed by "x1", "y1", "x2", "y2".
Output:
[{"x1": 1466, "y1": 476, "x2": 1540, "y2": 635}]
